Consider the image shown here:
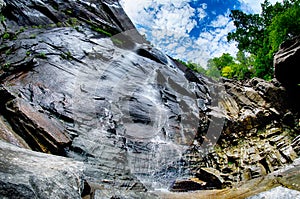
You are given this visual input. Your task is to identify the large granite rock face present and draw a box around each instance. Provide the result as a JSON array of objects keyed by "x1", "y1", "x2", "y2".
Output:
[
  {"x1": 0, "y1": 0, "x2": 299, "y2": 198},
  {"x1": 0, "y1": 0, "x2": 213, "y2": 197}
]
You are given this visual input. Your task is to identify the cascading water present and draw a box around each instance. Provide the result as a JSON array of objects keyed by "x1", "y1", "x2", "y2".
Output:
[
  {"x1": 127, "y1": 137, "x2": 188, "y2": 191},
  {"x1": 71, "y1": 31, "x2": 222, "y2": 193},
  {"x1": 108, "y1": 48, "x2": 201, "y2": 191}
]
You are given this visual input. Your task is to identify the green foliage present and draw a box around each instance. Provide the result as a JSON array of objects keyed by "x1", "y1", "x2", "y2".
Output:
[
  {"x1": 205, "y1": 65, "x2": 221, "y2": 79},
  {"x1": 29, "y1": 34, "x2": 36, "y2": 39},
  {"x1": 176, "y1": 51, "x2": 254, "y2": 80},
  {"x1": 67, "y1": 17, "x2": 78, "y2": 27},
  {"x1": 228, "y1": 161, "x2": 234, "y2": 166},
  {"x1": 176, "y1": 59, "x2": 207, "y2": 74},
  {"x1": 268, "y1": 1, "x2": 300, "y2": 52},
  {"x1": 56, "y1": 22, "x2": 63, "y2": 27},
  {"x1": 66, "y1": 10, "x2": 73, "y2": 14},
  {"x1": 36, "y1": 52, "x2": 47, "y2": 59},
  {"x1": 18, "y1": 27, "x2": 25, "y2": 33},
  {"x1": 207, "y1": 51, "x2": 254, "y2": 80},
  {"x1": 2, "y1": 62, "x2": 11, "y2": 70},
  {"x1": 91, "y1": 26, "x2": 112, "y2": 37},
  {"x1": 74, "y1": 26, "x2": 80, "y2": 32},
  {"x1": 5, "y1": 48, "x2": 11, "y2": 55},
  {"x1": 60, "y1": 51, "x2": 72, "y2": 60},
  {"x1": 221, "y1": 66, "x2": 233, "y2": 78},
  {"x1": 2, "y1": 32, "x2": 11, "y2": 40},
  {"x1": 65, "y1": 51, "x2": 72, "y2": 60},
  {"x1": 111, "y1": 38, "x2": 124, "y2": 46},
  {"x1": 207, "y1": 53, "x2": 235, "y2": 71},
  {"x1": 0, "y1": 14, "x2": 5, "y2": 22},
  {"x1": 228, "y1": 0, "x2": 300, "y2": 80}
]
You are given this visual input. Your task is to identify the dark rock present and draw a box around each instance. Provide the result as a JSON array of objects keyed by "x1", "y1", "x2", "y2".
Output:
[
  {"x1": 4, "y1": 95, "x2": 71, "y2": 155},
  {"x1": 0, "y1": 115, "x2": 31, "y2": 149},
  {"x1": 0, "y1": 0, "x2": 214, "y2": 195},
  {"x1": 274, "y1": 36, "x2": 300, "y2": 88},
  {"x1": 196, "y1": 168, "x2": 225, "y2": 189},
  {"x1": 274, "y1": 36, "x2": 300, "y2": 109},
  {"x1": 170, "y1": 168, "x2": 225, "y2": 191},
  {"x1": 170, "y1": 178, "x2": 207, "y2": 192},
  {"x1": 292, "y1": 135, "x2": 300, "y2": 155}
]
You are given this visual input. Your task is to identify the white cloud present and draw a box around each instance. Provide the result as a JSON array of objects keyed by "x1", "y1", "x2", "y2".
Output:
[
  {"x1": 120, "y1": 0, "x2": 274, "y2": 67},
  {"x1": 190, "y1": 13, "x2": 238, "y2": 67},
  {"x1": 120, "y1": 0, "x2": 196, "y2": 38},
  {"x1": 154, "y1": 3, "x2": 196, "y2": 37},
  {"x1": 197, "y1": 3, "x2": 208, "y2": 20},
  {"x1": 239, "y1": 0, "x2": 281, "y2": 13},
  {"x1": 119, "y1": 0, "x2": 154, "y2": 26},
  {"x1": 201, "y1": 3, "x2": 208, "y2": 9},
  {"x1": 209, "y1": 14, "x2": 230, "y2": 28}
]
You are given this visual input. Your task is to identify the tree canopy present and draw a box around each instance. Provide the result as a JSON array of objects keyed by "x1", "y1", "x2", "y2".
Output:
[
  {"x1": 227, "y1": 0, "x2": 300, "y2": 80},
  {"x1": 176, "y1": 0, "x2": 299, "y2": 81}
]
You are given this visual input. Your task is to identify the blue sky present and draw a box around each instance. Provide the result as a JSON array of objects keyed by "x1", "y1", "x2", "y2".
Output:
[{"x1": 120, "y1": 0, "x2": 280, "y2": 67}]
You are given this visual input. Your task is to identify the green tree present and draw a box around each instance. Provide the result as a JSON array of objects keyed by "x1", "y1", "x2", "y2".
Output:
[
  {"x1": 206, "y1": 64, "x2": 221, "y2": 79},
  {"x1": 228, "y1": 0, "x2": 300, "y2": 80},
  {"x1": 233, "y1": 50, "x2": 255, "y2": 79},
  {"x1": 207, "y1": 51, "x2": 254, "y2": 80},
  {"x1": 207, "y1": 53, "x2": 235, "y2": 71},
  {"x1": 221, "y1": 66, "x2": 233, "y2": 78},
  {"x1": 268, "y1": 1, "x2": 300, "y2": 53},
  {"x1": 176, "y1": 59, "x2": 207, "y2": 74}
]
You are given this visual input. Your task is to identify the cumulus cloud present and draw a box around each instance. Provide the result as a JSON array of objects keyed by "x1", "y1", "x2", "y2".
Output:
[
  {"x1": 239, "y1": 0, "x2": 280, "y2": 13},
  {"x1": 194, "y1": 12, "x2": 238, "y2": 67},
  {"x1": 120, "y1": 0, "x2": 268, "y2": 67},
  {"x1": 197, "y1": 3, "x2": 208, "y2": 20}
]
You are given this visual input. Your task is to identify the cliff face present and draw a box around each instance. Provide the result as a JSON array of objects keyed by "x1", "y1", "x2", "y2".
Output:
[{"x1": 0, "y1": 0, "x2": 299, "y2": 198}]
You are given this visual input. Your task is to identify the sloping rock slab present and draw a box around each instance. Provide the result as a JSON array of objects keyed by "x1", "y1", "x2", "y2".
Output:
[
  {"x1": 0, "y1": 140, "x2": 85, "y2": 199},
  {"x1": 1, "y1": 88, "x2": 72, "y2": 155}
]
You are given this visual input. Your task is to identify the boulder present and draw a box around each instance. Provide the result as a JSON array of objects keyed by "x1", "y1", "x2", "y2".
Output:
[
  {"x1": 169, "y1": 178, "x2": 207, "y2": 192},
  {"x1": 274, "y1": 36, "x2": 300, "y2": 87},
  {"x1": 0, "y1": 140, "x2": 85, "y2": 199},
  {"x1": 196, "y1": 168, "x2": 225, "y2": 189}
]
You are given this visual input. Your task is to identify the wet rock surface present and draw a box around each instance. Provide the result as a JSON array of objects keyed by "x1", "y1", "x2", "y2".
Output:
[
  {"x1": 0, "y1": 0, "x2": 299, "y2": 198},
  {"x1": 0, "y1": 0, "x2": 212, "y2": 197}
]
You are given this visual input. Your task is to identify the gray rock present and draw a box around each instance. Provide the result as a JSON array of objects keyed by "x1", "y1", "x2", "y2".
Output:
[
  {"x1": 247, "y1": 186, "x2": 300, "y2": 199},
  {"x1": 0, "y1": 0, "x2": 5, "y2": 10},
  {"x1": 0, "y1": 140, "x2": 85, "y2": 199},
  {"x1": 0, "y1": 0, "x2": 214, "y2": 194}
]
